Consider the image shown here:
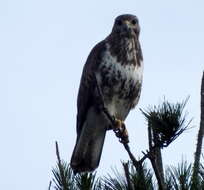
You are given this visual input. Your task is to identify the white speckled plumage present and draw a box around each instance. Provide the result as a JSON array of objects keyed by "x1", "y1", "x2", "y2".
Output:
[{"x1": 96, "y1": 43, "x2": 143, "y2": 120}]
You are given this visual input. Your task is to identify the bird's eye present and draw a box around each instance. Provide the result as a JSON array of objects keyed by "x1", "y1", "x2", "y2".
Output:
[
  {"x1": 131, "y1": 20, "x2": 137, "y2": 25},
  {"x1": 116, "y1": 20, "x2": 122, "y2": 26}
]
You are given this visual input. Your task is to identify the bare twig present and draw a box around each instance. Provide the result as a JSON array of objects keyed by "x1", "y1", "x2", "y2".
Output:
[
  {"x1": 55, "y1": 141, "x2": 69, "y2": 190},
  {"x1": 123, "y1": 143, "x2": 140, "y2": 169},
  {"x1": 148, "y1": 125, "x2": 166, "y2": 190},
  {"x1": 56, "y1": 141, "x2": 61, "y2": 164},
  {"x1": 192, "y1": 72, "x2": 204, "y2": 186},
  {"x1": 48, "y1": 181, "x2": 52, "y2": 190},
  {"x1": 123, "y1": 162, "x2": 133, "y2": 190}
]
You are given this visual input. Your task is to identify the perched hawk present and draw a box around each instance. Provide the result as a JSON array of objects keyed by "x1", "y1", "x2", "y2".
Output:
[{"x1": 71, "y1": 14, "x2": 143, "y2": 173}]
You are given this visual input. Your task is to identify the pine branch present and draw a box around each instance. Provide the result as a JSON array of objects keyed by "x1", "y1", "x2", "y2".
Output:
[
  {"x1": 140, "y1": 97, "x2": 191, "y2": 148},
  {"x1": 48, "y1": 181, "x2": 52, "y2": 190},
  {"x1": 74, "y1": 172, "x2": 98, "y2": 190},
  {"x1": 147, "y1": 125, "x2": 165, "y2": 190},
  {"x1": 52, "y1": 142, "x2": 74, "y2": 190},
  {"x1": 191, "y1": 71, "x2": 204, "y2": 188},
  {"x1": 140, "y1": 98, "x2": 191, "y2": 190},
  {"x1": 122, "y1": 162, "x2": 133, "y2": 190},
  {"x1": 52, "y1": 141, "x2": 102, "y2": 190},
  {"x1": 166, "y1": 160, "x2": 192, "y2": 190},
  {"x1": 103, "y1": 161, "x2": 154, "y2": 190}
]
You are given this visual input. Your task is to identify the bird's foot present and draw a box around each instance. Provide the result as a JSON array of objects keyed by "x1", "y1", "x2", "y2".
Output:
[{"x1": 113, "y1": 118, "x2": 129, "y2": 143}]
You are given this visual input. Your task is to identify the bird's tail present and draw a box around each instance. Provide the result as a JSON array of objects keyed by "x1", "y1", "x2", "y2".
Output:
[{"x1": 70, "y1": 107, "x2": 108, "y2": 173}]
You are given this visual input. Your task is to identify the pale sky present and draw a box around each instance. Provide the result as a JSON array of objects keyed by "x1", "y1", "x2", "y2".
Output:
[{"x1": 1, "y1": 0, "x2": 204, "y2": 189}]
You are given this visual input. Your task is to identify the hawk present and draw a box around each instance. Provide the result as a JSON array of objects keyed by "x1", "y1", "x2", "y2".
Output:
[{"x1": 71, "y1": 14, "x2": 143, "y2": 173}]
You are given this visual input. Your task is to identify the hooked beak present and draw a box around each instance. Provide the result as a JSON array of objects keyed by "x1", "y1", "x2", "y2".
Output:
[{"x1": 122, "y1": 20, "x2": 132, "y2": 32}]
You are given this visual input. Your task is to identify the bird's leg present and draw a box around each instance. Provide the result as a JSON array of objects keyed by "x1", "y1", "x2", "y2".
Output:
[{"x1": 113, "y1": 118, "x2": 129, "y2": 143}]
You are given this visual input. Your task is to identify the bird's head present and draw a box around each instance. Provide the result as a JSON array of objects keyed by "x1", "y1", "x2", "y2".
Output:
[{"x1": 112, "y1": 14, "x2": 140, "y2": 38}]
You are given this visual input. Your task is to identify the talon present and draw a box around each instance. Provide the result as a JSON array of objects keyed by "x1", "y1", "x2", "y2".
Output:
[
  {"x1": 113, "y1": 118, "x2": 129, "y2": 143},
  {"x1": 120, "y1": 128, "x2": 129, "y2": 143},
  {"x1": 123, "y1": 128, "x2": 129, "y2": 138},
  {"x1": 114, "y1": 118, "x2": 124, "y2": 130}
]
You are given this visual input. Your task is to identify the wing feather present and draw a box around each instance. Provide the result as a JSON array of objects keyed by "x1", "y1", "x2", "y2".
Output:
[{"x1": 76, "y1": 41, "x2": 106, "y2": 136}]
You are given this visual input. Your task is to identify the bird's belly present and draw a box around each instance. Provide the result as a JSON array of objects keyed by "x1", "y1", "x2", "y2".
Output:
[
  {"x1": 103, "y1": 80, "x2": 139, "y2": 120},
  {"x1": 105, "y1": 96, "x2": 130, "y2": 120},
  {"x1": 97, "y1": 62, "x2": 143, "y2": 120}
]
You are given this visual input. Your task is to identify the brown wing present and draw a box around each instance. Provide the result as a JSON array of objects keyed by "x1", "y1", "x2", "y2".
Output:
[{"x1": 76, "y1": 41, "x2": 106, "y2": 136}]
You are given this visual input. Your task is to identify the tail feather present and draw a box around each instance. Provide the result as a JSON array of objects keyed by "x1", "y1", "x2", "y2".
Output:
[{"x1": 70, "y1": 107, "x2": 109, "y2": 173}]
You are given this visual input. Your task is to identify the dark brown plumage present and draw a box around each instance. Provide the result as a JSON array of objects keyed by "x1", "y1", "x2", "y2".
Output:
[{"x1": 71, "y1": 14, "x2": 143, "y2": 173}]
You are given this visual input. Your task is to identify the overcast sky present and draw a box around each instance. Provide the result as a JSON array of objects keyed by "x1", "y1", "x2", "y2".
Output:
[{"x1": 1, "y1": 0, "x2": 204, "y2": 189}]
